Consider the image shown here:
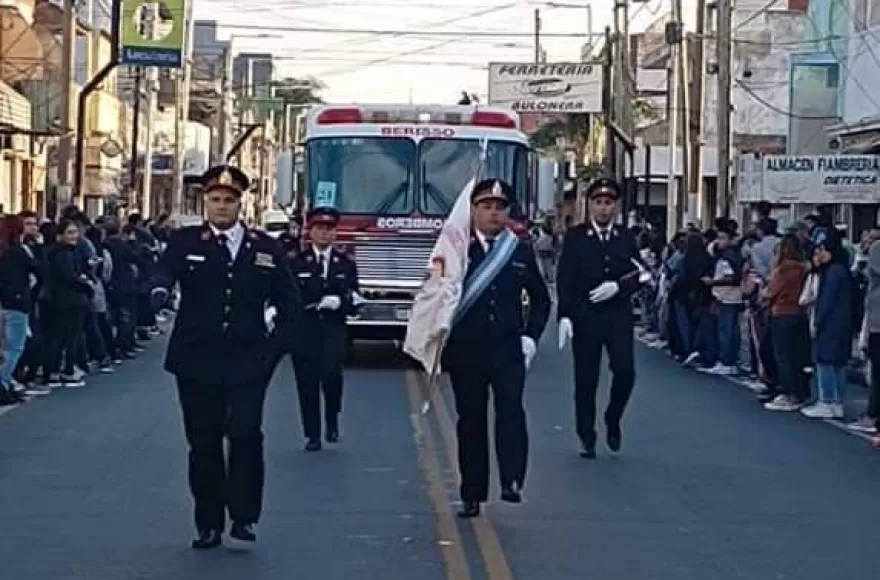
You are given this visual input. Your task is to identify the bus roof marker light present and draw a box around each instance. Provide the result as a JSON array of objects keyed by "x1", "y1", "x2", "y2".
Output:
[{"x1": 317, "y1": 108, "x2": 363, "y2": 124}]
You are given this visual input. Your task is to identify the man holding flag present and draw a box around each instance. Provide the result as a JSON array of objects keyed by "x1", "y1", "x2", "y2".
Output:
[{"x1": 405, "y1": 178, "x2": 550, "y2": 519}]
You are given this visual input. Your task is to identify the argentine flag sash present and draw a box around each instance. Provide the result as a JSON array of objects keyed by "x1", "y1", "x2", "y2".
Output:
[{"x1": 452, "y1": 228, "x2": 518, "y2": 326}]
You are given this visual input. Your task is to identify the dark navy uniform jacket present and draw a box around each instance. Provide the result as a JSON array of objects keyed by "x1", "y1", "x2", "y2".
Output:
[
  {"x1": 445, "y1": 238, "x2": 550, "y2": 365},
  {"x1": 557, "y1": 223, "x2": 642, "y2": 322},
  {"x1": 153, "y1": 223, "x2": 302, "y2": 385},
  {"x1": 287, "y1": 245, "x2": 359, "y2": 329}
]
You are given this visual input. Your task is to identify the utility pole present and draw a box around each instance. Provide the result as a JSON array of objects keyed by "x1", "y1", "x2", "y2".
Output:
[
  {"x1": 534, "y1": 9, "x2": 541, "y2": 62},
  {"x1": 56, "y1": 0, "x2": 76, "y2": 210},
  {"x1": 717, "y1": 0, "x2": 733, "y2": 218},
  {"x1": 141, "y1": 67, "x2": 157, "y2": 216},
  {"x1": 690, "y1": 0, "x2": 707, "y2": 227},
  {"x1": 617, "y1": 0, "x2": 633, "y2": 138},
  {"x1": 218, "y1": 47, "x2": 232, "y2": 163},
  {"x1": 678, "y1": 12, "x2": 691, "y2": 225},
  {"x1": 172, "y1": 68, "x2": 184, "y2": 214},
  {"x1": 666, "y1": 0, "x2": 684, "y2": 239},
  {"x1": 128, "y1": 67, "x2": 142, "y2": 210}
]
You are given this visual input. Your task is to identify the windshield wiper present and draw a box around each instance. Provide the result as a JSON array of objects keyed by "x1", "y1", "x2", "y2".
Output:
[
  {"x1": 420, "y1": 161, "x2": 452, "y2": 214},
  {"x1": 374, "y1": 164, "x2": 412, "y2": 214}
]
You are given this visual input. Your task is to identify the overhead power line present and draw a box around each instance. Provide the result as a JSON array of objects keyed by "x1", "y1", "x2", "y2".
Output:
[{"x1": 193, "y1": 22, "x2": 590, "y2": 38}]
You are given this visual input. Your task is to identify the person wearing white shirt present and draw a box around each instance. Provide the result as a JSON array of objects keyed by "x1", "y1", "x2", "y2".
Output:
[
  {"x1": 441, "y1": 179, "x2": 550, "y2": 519},
  {"x1": 286, "y1": 206, "x2": 360, "y2": 451},
  {"x1": 556, "y1": 177, "x2": 648, "y2": 459}
]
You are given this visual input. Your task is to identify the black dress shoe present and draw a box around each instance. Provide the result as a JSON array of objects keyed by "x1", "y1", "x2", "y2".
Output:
[
  {"x1": 457, "y1": 501, "x2": 481, "y2": 518},
  {"x1": 326, "y1": 429, "x2": 339, "y2": 443},
  {"x1": 191, "y1": 529, "x2": 222, "y2": 550},
  {"x1": 580, "y1": 443, "x2": 596, "y2": 459},
  {"x1": 606, "y1": 424, "x2": 622, "y2": 454},
  {"x1": 500, "y1": 486, "x2": 522, "y2": 504},
  {"x1": 230, "y1": 522, "x2": 256, "y2": 542},
  {"x1": 305, "y1": 438, "x2": 322, "y2": 452}
]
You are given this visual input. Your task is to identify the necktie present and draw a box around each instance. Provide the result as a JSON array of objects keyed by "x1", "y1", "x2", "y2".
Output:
[
  {"x1": 318, "y1": 253, "x2": 327, "y2": 278},
  {"x1": 485, "y1": 238, "x2": 495, "y2": 253},
  {"x1": 217, "y1": 233, "x2": 232, "y2": 262}
]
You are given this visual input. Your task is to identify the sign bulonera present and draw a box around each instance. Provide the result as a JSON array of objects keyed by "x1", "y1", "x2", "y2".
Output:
[
  {"x1": 376, "y1": 217, "x2": 444, "y2": 229},
  {"x1": 380, "y1": 126, "x2": 456, "y2": 137}
]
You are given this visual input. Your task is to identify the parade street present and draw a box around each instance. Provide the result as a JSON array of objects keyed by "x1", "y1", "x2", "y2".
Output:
[{"x1": 1, "y1": 326, "x2": 879, "y2": 580}]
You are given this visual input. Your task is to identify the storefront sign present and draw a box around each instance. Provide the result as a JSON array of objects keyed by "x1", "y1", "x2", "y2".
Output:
[
  {"x1": 737, "y1": 154, "x2": 880, "y2": 204},
  {"x1": 487, "y1": 62, "x2": 603, "y2": 114},
  {"x1": 120, "y1": 0, "x2": 187, "y2": 68}
]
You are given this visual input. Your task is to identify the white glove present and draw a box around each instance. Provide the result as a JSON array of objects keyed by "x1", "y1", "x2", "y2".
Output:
[
  {"x1": 589, "y1": 281, "x2": 620, "y2": 303},
  {"x1": 521, "y1": 336, "x2": 537, "y2": 369},
  {"x1": 264, "y1": 306, "x2": 278, "y2": 331},
  {"x1": 557, "y1": 318, "x2": 573, "y2": 350},
  {"x1": 351, "y1": 291, "x2": 366, "y2": 307},
  {"x1": 317, "y1": 295, "x2": 342, "y2": 311}
]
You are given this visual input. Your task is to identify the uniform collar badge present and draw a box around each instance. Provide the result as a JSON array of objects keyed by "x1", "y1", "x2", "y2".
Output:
[
  {"x1": 200, "y1": 230, "x2": 211, "y2": 241},
  {"x1": 588, "y1": 229, "x2": 594, "y2": 237}
]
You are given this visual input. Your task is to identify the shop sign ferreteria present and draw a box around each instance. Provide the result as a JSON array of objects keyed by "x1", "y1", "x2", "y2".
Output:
[{"x1": 737, "y1": 154, "x2": 880, "y2": 204}]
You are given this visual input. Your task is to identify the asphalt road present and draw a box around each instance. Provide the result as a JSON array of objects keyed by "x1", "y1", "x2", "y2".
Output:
[{"x1": 1, "y1": 324, "x2": 879, "y2": 580}]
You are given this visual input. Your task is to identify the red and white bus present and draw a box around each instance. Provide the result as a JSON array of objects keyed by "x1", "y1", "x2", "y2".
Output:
[{"x1": 302, "y1": 104, "x2": 535, "y2": 340}]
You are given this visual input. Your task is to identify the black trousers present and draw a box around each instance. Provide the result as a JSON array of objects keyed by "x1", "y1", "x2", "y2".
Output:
[
  {"x1": 47, "y1": 306, "x2": 87, "y2": 376},
  {"x1": 176, "y1": 378, "x2": 269, "y2": 532},
  {"x1": 291, "y1": 322, "x2": 346, "y2": 440},
  {"x1": 448, "y1": 339, "x2": 527, "y2": 503},
  {"x1": 110, "y1": 293, "x2": 137, "y2": 354},
  {"x1": 572, "y1": 311, "x2": 636, "y2": 447}
]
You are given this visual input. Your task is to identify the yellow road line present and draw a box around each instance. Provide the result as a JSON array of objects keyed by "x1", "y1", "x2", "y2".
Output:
[
  {"x1": 411, "y1": 370, "x2": 516, "y2": 580},
  {"x1": 404, "y1": 371, "x2": 473, "y2": 580}
]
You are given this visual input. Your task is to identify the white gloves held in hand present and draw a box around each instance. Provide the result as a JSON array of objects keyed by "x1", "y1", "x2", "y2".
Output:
[
  {"x1": 589, "y1": 281, "x2": 619, "y2": 303},
  {"x1": 264, "y1": 306, "x2": 278, "y2": 331},
  {"x1": 521, "y1": 336, "x2": 537, "y2": 369},
  {"x1": 317, "y1": 295, "x2": 342, "y2": 311},
  {"x1": 557, "y1": 318, "x2": 573, "y2": 350}
]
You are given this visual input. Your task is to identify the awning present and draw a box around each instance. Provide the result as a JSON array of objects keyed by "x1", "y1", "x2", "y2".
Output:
[{"x1": 0, "y1": 81, "x2": 32, "y2": 131}]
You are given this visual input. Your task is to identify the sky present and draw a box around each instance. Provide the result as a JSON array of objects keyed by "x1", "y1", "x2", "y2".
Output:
[{"x1": 192, "y1": 0, "x2": 674, "y2": 104}]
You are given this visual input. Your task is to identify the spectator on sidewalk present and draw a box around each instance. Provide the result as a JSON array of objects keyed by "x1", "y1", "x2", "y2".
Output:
[
  {"x1": 763, "y1": 234, "x2": 811, "y2": 411},
  {"x1": 702, "y1": 221, "x2": 743, "y2": 376},
  {"x1": 675, "y1": 232, "x2": 714, "y2": 366},
  {"x1": 803, "y1": 235, "x2": 852, "y2": 420},
  {"x1": 851, "y1": 238, "x2": 880, "y2": 435}
]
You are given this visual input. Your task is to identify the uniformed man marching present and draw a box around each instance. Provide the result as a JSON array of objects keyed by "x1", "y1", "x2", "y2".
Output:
[
  {"x1": 442, "y1": 179, "x2": 550, "y2": 518},
  {"x1": 556, "y1": 177, "x2": 648, "y2": 459},
  {"x1": 151, "y1": 165, "x2": 301, "y2": 550},
  {"x1": 288, "y1": 206, "x2": 359, "y2": 451}
]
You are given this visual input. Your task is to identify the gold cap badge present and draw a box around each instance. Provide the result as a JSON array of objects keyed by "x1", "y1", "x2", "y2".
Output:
[
  {"x1": 218, "y1": 168, "x2": 232, "y2": 185},
  {"x1": 491, "y1": 180, "x2": 502, "y2": 196}
]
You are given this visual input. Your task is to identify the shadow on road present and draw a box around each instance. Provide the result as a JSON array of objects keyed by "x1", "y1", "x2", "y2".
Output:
[{"x1": 346, "y1": 340, "x2": 418, "y2": 370}]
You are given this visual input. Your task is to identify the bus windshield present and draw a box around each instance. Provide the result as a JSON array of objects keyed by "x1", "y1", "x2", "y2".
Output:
[
  {"x1": 306, "y1": 137, "x2": 416, "y2": 214},
  {"x1": 419, "y1": 139, "x2": 528, "y2": 216}
]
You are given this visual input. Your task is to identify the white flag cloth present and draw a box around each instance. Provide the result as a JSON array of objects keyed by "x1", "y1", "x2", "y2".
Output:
[{"x1": 403, "y1": 176, "x2": 475, "y2": 375}]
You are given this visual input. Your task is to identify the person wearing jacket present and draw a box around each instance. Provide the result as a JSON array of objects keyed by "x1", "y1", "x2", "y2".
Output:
[
  {"x1": 763, "y1": 234, "x2": 810, "y2": 411},
  {"x1": 45, "y1": 218, "x2": 93, "y2": 388},
  {"x1": 803, "y1": 234, "x2": 852, "y2": 419},
  {"x1": 0, "y1": 214, "x2": 41, "y2": 404},
  {"x1": 103, "y1": 218, "x2": 140, "y2": 358},
  {"x1": 702, "y1": 222, "x2": 743, "y2": 375}
]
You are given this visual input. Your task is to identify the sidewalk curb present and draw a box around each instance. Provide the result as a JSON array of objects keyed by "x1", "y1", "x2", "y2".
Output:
[{"x1": 636, "y1": 334, "x2": 879, "y2": 447}]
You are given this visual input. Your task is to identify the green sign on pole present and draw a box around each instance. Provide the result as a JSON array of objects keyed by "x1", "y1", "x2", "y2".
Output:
[{"x1": 120, "y1": 0, "x2": 188, "y2": 68}]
